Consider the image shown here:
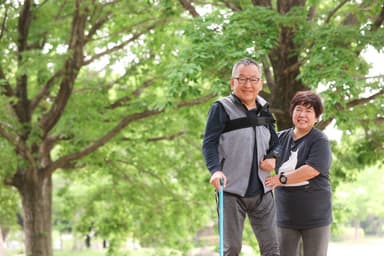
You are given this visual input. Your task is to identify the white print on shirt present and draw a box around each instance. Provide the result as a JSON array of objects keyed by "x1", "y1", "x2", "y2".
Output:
[{"x1": 278, "y1": 150, "x2": 309, "y2": 187}]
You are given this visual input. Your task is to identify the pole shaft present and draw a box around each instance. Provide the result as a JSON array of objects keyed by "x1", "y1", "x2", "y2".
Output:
[{"x1": 219, "y1": 178, "x2": 224, "y2": 256}]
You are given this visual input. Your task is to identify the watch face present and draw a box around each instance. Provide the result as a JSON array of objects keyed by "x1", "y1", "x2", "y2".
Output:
[{"x1": 279, "y1": 175, "x2": 287, "y2": 184}]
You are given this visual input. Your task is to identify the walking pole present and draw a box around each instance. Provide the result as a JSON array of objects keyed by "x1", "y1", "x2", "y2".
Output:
[{"x1": 219, "y1": 178, "x2": 224, "y2": 256}]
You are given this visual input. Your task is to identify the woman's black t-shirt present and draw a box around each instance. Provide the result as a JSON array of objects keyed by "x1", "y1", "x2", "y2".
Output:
[{"x1": 275, "y1": 128, "x2": 333, "y2": 229}]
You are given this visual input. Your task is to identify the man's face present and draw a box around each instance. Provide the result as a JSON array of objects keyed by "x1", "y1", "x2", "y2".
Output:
[{"x1": 231, "y1": 64, "x2": 262, "y2": 108}]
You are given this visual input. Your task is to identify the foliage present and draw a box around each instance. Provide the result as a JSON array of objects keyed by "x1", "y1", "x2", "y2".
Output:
[
  {"x1": 331, "y1": 127, "x2": 384, "y2": 189},
  {"x1": 0, "y1": 0, "x2": 383, "y2": 254},
  {"x1": 174, "y1": 1, "x2": 384, "y2": 247},
  {"x1": 51, "y1": 104, "x2": 214, "y2": 251},
  {"x1": 0, "y1": 185, "x2": 19, "y2": 230},
  {"x1": 333, "y1": 164, "x2": 384, "y2": 236},
  {"x1": 1, "y1": 0, "x2": 216, "y2": 253}
]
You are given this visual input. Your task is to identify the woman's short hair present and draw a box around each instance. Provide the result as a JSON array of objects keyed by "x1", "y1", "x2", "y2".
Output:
[{"x1": 289, "y1": 91, "x2": 324, "y2": 118}]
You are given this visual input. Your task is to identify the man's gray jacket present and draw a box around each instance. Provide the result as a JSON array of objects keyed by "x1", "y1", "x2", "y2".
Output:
[{"x1": 203, "y1": 94, "x2": 280, "y2": 196}]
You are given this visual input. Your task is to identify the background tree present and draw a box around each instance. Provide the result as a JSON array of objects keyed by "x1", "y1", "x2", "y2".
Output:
[
  {"x1": 0, "y1": 1, "x2": 212, "y2": 255},
  {"x1": 334, "y1": 164, "x2": 384, "y2": 239},
  {"x1": 0, "y1": 184, "x2": 19, "y2": 251},
  {"x1": 174, "y1": 0, "x2": 384, "y2": 130},
  {"x1": 175, "y1": 2, "x2": 383, "y2": 251},
  {"x1": 0, "y1": 0, "x2": 383, "y2": 255}
]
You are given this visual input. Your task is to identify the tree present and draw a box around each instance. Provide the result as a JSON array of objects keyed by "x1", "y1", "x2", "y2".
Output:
[
  {"x1": 0, "y1": 184, "x2": 19, "y2": 251},
  {"x1": 173, "y1": 0, "x2": 384, "y2": 253},
  {"x1": 174, "y1": 0, "x2": 384, "y2": 129},
  {"x1": 174, "y1": 1, "x2": 383, "y2": 251},
  {"x1": 0, "y1": 1, "x2": 212, "y2": 255},
  {"x1": 51, "y1": 108, "x2": 214, "y2": 252},
  {"x1": 1, "y1": 1, "x2": 384, "y2": 255},
  {"x1": 334, "y1": 164, "x2": 384, "y2": 238}
]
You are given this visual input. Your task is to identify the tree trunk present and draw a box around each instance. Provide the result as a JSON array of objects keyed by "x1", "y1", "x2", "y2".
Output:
[
  {"x1": 267, "y1": 0, "x2": 308, "y2": 131},
  {"x1": 85, "y1": 234, "x2": 91, "y2": 248},
  {"x1": 0, "y1": 226, "x2": 4, "y2": 256},
  {"x1": 17, "y1": 173, "x2": 53, "y2": 256}
]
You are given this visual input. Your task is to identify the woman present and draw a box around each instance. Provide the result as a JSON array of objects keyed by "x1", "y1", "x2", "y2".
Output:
[{"x1": 265, "y1": 91, "x2": 332, "y2": 256}]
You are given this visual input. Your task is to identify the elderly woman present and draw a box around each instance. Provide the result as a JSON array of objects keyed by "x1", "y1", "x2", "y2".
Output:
[{"x1": 265, "y1": 91, "x2": 333, "y2": 256}]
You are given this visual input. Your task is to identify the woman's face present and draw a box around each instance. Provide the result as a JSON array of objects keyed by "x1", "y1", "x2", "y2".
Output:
[{"x1": 292, "y1": 104, "x2": 318, "y2": 132}]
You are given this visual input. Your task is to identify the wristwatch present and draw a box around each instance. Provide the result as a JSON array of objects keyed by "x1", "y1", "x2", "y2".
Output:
[{"x1": 279, "y1": 172, "x2": 288, "y2": 184}]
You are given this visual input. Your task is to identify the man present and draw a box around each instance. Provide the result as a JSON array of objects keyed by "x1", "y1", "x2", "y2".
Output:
[{"x1": 202, "y1": 58, "x2": 280, "y2": 256}]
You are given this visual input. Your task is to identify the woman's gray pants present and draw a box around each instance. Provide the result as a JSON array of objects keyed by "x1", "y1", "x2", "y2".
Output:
[{"x1": 278, "y1": 225, "x2": 330, "y2": 256}]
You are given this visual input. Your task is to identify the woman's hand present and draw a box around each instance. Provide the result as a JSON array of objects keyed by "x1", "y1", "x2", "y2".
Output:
[{"x1": 265, "y1": 175, "x2": 281, "y2": 189}]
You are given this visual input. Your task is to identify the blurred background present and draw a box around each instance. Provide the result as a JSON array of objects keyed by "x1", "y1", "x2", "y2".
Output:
[{"x1": 0, "y1": 1, "x2": 383, "y2": 255}]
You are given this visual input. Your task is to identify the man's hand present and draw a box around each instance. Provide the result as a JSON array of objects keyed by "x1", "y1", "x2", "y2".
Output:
[
  {"x1": 210, "y1": 171, "x2": 227, "y2": 191},
  {"x1": 260, "y1": 158, "x2": 276, "y2": 172}
]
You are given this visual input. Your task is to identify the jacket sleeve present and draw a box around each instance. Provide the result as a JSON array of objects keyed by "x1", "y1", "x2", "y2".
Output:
[
  {"x1": 264, "y1": 120, "x2": 281, "y2": 160},
  {"x1": 202, "y1": 102, "x2": 228, "y2": 175}
]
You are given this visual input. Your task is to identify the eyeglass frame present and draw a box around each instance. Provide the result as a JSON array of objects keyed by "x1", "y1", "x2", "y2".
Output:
[{"x1": 233, "y1": 77, "x2": 261, "y2": 85}]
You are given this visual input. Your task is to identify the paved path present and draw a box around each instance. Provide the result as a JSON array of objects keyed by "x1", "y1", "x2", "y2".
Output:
[{"x1": 328, "y1": 238, "x2": 384, "y2": 256}]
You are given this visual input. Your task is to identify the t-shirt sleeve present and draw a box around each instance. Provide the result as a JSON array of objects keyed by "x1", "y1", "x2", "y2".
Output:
[{"x1": 305, "y1": 136, "x2": 332, "y2": 175}]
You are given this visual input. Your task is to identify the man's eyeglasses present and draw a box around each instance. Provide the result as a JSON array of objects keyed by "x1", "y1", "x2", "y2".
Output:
[{"x1": 233, "y1": 77, "x2": 261, "y2": 85}]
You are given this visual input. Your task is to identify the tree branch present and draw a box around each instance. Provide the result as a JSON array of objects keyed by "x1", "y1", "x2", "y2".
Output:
[
  {"x1": 317, "y1": 88, "x2": 384, "y2": 131},
  {"x1": 221, "y1": 0, "x2": 242, "y2": 11},
  {"x1": 176, "y1": 93, "x2": 217, "y2": 107},
  {"x1": 283, "y1": 60, "x2": 303, "y2": 76},
  {"x1": 46, "y1": 108, "x2": 163, "y2": 174},
  {"x1": 83, "y1": 20, "x2": 167, "y2": 66},
  {"x1": 0, "y1": 67, "x2": 14, "y2": 97},
  {"x1": 145, "y1": 131, "x2": 186, "y2": 142},
  {"x1": 0, "y1": 122, "x2": 36, "y2": 168},
  {"x1": 39, "y1": 0, "x2": 87, "y2": 137},
  {"x1": 371, "y1": 4, "x2": 384, "y2": 31},
  {"x1": 45, "y1": 93, "x2": 216, "y2": 174},
  {"x1": 178, "y1": 0, "x2": 200, "y2": 17},
  {"x1": 84, "y1": 6, "x2": 112, "y2": 43},
  {"x1": 375, "y1": 117, "x2": 384, "y2": 124},
  {"x1": 325, "y1": 0, "x2": 350, "y2": 24},
  {"x1": 14, "y1": 0, "x2": 33, "y2": 128},
  {"x1": 122, "y1": 131, "x2": 186, "y2": 142},
  {"x1": 347, "y1": 89, "x2": 384, "y2": 108},
  {"x1": 364, "y1": 74, "x2": 384, "y2": 80},
  {"x1": 308, "y1": 6, "x2": 316, "y2": 21},
  {"x1": 0, "y1": 4, "x2": 8, "y2": 40},
  {"x1": 252, "y1": 0, "x2": 272, "y2": 8},
  {"x1": 115, "y1": 159, "x2": 182, "y2": 199},
  {"x1": 17, "y1": 0, "x2": 32, "y2": 53},
  {"x1": 316, "y1": 117, "x2": 333, "y2": 131},
  {"x1": 30, "y1": 70, "x2": 63, "y2": 111},
  {"x1": 107, "y1": 78, "x2": 155, "y2": 109},
  {"x1": 261, "y1": 57, "x2": 275, "y2": 91}
]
